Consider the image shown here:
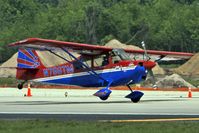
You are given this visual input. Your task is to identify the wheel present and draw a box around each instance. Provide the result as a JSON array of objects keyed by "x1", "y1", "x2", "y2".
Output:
[
  {"x1": 17, "y1": 83, "x2": 23, "y2": 90},
  {"x1": 131, "y1": 98, "x2": 140, "y2": 103},
  {"x1": 99, "y1": 96, "x2": 109, "y2": 100},
  {"x1": 125, "y1": 91, "x2": 144, "y2": 103}
]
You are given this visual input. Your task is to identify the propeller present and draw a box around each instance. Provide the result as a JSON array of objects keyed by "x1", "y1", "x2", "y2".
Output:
[
  {"x1": 141, "y1": 41, "x2": 151, "y2": 61},
  {"x1": 141, "y1": 41, "x2": 157, "y2": 88}
]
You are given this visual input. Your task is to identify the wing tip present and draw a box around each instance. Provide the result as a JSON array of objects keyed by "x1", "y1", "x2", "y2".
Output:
[{"x1": 8, "y1": 38, "x2": 41, "y2": 47}]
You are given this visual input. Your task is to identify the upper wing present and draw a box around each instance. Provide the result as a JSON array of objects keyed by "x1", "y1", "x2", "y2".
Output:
[
  {"x1": 9, "y1": 38, "x2": 194, "y2": 60},
  {"x1": 9, "y1": 38, "x2": 113, "y2": 55},
  {"x1": 126, "y1": 49, "x2": 194, "y2": 61}
]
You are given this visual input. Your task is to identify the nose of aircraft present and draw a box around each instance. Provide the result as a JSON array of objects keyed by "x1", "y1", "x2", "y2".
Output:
[
  {"x1": 133, "y1": 60, "x2": 156, "y2": 69},
  {"x1": 132, "y1": 60, "x2": 156, "y2": 82},
  {"x1": 143, "y1": 60, "x2": 156, "y2": 70}
]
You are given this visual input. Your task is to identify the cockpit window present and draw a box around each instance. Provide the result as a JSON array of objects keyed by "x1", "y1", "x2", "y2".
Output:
[
  {"x1": 112, "y1": 49, "x2": 131, "y2": 61},
  {"x1": 94, "y1": 54, "x2": 109, "y2": 67},
  {"x1": 73, "y1": 56, "x2": 91, "y2": 70}
]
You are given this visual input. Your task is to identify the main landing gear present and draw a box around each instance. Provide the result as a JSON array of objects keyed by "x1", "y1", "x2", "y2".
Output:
[
  {"x1": 125, "y1": 85, "x2": 144, "y2": 103},
  {"x1": 93, "y1": 85, "x2": 143, "y2": 102},
  {"x1": 17, "y1": 81, "x2": 26, "y2": 90},
  {"x1": 93, "y1": 87, "x2": 112, "y2": 100}
]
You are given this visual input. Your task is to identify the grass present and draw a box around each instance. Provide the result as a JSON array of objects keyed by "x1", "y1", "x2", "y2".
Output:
[
  {"x1": 187, "y1": 80, "x2": 199, "y2": 87},
  {"x1": 0, "y1": 120, "x2": 199, "y2": 133},
  {"x1": 182, "y1": 77, "x2": 199, "y2": 87},
  {"x1": 0, "y1": 77, "x2": 17, "y2": 86}
]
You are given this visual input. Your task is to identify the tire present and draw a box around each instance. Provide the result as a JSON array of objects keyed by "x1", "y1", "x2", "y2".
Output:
[
  {"x1": 17, "y1": 83, "x2": 23, "y2": 90},
  {"x1": 99, "y1": 96, "x2": 109, "y2": 100},
  {"x1": 131, "y1": 98, "x2": 140, "y2": 103}
]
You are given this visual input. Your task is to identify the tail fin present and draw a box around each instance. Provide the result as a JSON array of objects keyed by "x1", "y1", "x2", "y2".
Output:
[
  {"x1": 17, "y1": 49, "x2": 43, "y2": 69},
  {"x1": 16, "y1": 49, "x2": 44, "y2": 80}
]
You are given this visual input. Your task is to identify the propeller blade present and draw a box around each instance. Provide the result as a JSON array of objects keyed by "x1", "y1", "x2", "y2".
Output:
[
  {"x1": 141, "y1": 41, "x2": 151, "y2": 61},
  {"x1": 140, "y1": 41, "x2": 157, "y2": 88},
  {"x1": 148, "y1": 69, "x2": 157, "y2": 88}
]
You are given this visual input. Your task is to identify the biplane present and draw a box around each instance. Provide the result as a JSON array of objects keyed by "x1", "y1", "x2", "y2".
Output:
[{"x1": 8, "y1": 38, "x2": 193, "y2": 102}]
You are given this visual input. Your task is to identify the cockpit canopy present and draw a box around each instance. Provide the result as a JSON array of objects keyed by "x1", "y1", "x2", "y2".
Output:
[
  {"x1": 72, "y1": 49, "x2": 132, "y2": 70},
  {"x1": 112, "y1": 49, "x2": 131, "y2": 61}
]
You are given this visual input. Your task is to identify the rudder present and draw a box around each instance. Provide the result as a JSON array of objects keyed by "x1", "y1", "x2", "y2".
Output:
[
  {"x1": 17, "y1": 49, "x2": 43, "y2": 69},
  {"x1": 16, "y1": 49, "x2": 44, "y2": 80}
]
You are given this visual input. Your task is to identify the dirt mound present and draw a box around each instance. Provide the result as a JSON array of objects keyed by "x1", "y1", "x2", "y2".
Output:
[
  {"x1": 37, "y1": 51, "x2": 79, "y2": 67},
  {"x1": 0, "y1": 53, "x2": 17, "y2": 77},
  {"x1": 174, "y1": 53, "x2": 199, "y2": 76},
  {"x1": 153, "y1": 64, "x2": 165, "y2": 75},
  {"x1": 105, "y1": 39, "x2": 142, "y2": 50},
  {"x1": 156, "y1": 74, "x2": 196, "y2": 88}
]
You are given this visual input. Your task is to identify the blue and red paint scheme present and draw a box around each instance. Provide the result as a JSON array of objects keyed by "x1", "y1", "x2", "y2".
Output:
[
  {"x1": 17, "y1": 49, "x2": 151, "y2": 86},
  {"x1": 9, "y1": 38, "x2": 193, "y2": 102},
  {"x1": 16, "y1": 48, "x2": 150, "y2": 102}
]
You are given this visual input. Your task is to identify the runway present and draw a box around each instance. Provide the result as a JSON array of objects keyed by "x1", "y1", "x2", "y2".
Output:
[{"x1": 0, "y1": 88, "x2": 199, "y2": 121}]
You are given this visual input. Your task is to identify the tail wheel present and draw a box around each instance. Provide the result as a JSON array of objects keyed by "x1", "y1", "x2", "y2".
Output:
[
  {"x1": 17, "y1": 83, "x2": 23, "y2": 90},
  {"x1": 17, "y1": 80, "x2": 26, "y2": 90}
]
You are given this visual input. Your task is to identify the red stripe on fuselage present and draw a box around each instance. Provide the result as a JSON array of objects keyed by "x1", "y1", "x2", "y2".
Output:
[{"x1": 17, "y1": 58, "x2": 34, "y2": 66}]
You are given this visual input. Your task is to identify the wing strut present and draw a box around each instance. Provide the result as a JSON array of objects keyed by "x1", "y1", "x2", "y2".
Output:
[
  {"x1": 49, "y1": 47, "x2": 109, "y2": 85},
  {"x1": 48, "y1": 50, "x2": 72, "y2": 64}
]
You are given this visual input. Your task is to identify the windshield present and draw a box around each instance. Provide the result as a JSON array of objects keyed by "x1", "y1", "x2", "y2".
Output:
[{"x1": 112, "y1": 49, "x2": 131, "y2": 61}]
